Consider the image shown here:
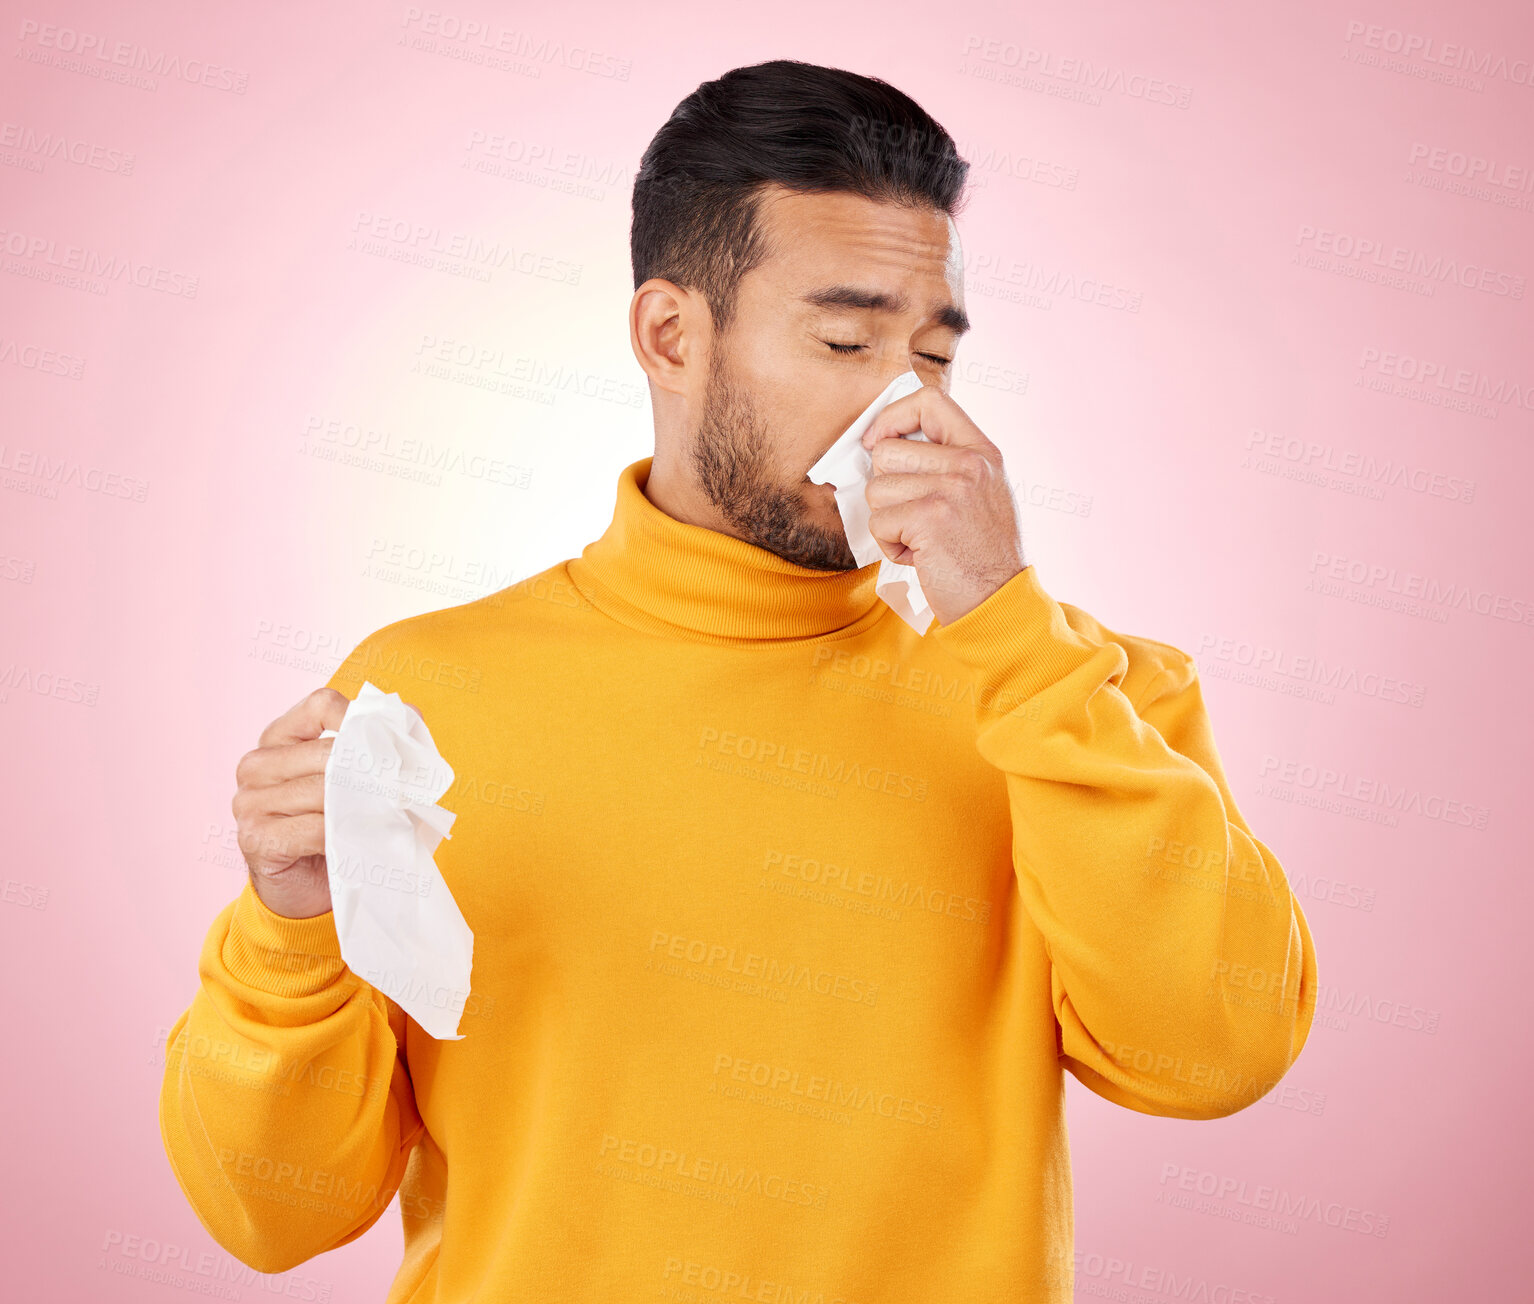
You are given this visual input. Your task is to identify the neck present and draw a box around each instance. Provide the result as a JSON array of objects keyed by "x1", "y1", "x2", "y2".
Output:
[
  {"x1": 642, "y1": 446, "x2": 733, "y2": 537},
  {"x1": 566, "y1": 457, "x2": 886, "y2": 645}
]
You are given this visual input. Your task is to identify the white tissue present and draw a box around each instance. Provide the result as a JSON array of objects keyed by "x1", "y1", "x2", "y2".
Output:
[
  {"x1": 806, "y1": 369, "x2": 934, "y2": 635},
  {"x1": 318, "y1": 680, "x2": 473, "y2": 1040}
]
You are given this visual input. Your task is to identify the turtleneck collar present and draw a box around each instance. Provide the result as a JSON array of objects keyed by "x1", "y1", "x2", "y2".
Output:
[{"x1": 566, "y1": 457, "x2": 889, "y2": 646}]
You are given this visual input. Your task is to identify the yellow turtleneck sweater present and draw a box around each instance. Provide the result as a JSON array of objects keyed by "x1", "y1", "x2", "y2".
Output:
[{"x1": 160, "y1": 456, "x2": 1316, "y2": 1301}]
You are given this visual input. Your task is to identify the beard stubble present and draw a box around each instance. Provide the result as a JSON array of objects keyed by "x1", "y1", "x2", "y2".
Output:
[{"x1": 690, "y1": 354, "x2": 858, "y2": 573}]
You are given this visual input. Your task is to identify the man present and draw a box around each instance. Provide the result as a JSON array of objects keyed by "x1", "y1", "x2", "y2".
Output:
[{"x1": 161, "y1": 58, "x2": 1317, "y2": 1302}]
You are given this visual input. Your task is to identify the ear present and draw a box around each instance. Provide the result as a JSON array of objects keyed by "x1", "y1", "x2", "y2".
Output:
[{"x1": 630, "y1": 278, "x2": 710, "y2": 398}]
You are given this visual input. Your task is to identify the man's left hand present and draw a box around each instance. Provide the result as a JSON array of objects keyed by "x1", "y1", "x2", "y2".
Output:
[{"x1": 861, "y1": 385, "x2": 1027, "y2": 627}]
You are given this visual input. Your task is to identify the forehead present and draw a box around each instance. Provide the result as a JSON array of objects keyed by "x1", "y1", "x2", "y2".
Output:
[{"x1": 749, "y1": 184, "x2": 963, "y2": 300}]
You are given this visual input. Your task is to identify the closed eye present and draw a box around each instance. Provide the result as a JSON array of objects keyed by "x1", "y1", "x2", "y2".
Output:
[{"x1": 823, "y1": 342, "x2": 953, "y2": 366}]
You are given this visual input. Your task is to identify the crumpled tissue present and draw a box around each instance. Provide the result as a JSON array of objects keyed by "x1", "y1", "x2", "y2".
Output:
[
  {"x1": 319, "y1": 680, "x2": 473, "y2": 1040},
  {"x1": 806, "y1": 368, "x2": 934, "y2": 635}
]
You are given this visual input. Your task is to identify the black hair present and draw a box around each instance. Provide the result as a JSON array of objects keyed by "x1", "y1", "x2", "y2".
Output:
[{"x1": 630, "y1": 59, "x2": 970, "y2": 335}]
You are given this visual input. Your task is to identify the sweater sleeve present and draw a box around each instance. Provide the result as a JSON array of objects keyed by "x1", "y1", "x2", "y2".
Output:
[
  {"x1": 158, "y1": 646, "x2": 425, "y2": 1272},
  {"x1": 930, "y1": 564, "x2": 1318, "y2": 1120}
]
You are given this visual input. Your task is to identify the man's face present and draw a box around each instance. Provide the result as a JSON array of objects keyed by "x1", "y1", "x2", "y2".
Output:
[{"x1": 690, "y1": 183, "x2": 968, "y2": 572}]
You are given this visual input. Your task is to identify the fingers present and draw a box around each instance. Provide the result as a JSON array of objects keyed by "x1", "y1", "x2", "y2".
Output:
[
  {"x1": 862, "y1": 386, "x2": 993, "y2": 451},
  {"x1": 864, "y1": 467, "x2": 975, "y2": 512},
  {"x1": 864, "y1": 496, "x2": 930, "y2": 567},
  {"x1": 235, "y1": 685, "x2": 349, "y2": 796},
  {"x1": 238, "y1": 686, "x2": 425, "y2": 795},
  {"x1": 235, "y1": 734, "x2": 334, "y2": 791},
  {"x1": 867, "y1": 435, "x2": 981, "y2": 482},
  {"x1": 865, "y1": 437, "x2": 1004, "y2": 520},
  {"x1": 260, "y1": 686, "x2": 351, "y2": 748},
  {"x1": 237, "y1": 812, "x2": 326, "y2": 873},
  {"x1": 232, "y1": 771, "x2": 326, "y2": 823}
]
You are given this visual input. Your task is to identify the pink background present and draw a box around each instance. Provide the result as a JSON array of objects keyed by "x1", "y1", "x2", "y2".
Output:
[{"x1": 4, "y1": 1, "x2": 1530, "y2": 1299}]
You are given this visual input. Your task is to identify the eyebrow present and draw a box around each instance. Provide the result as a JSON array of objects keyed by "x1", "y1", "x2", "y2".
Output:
[{"x1": 800, "y1": 284, "x2": 971, "y2": 337}]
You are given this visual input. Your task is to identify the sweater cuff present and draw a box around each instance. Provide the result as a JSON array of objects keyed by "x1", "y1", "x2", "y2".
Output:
[
  {"x1": 928, "y1": 564, "x2": 1100, "y2": 714},
  {"x1": 220, "y1": 879, "x2": 350, "y2": 999}
]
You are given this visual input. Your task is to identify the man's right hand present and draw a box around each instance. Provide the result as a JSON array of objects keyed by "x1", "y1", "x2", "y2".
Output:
[
  {"x1": 235, "y1": 687, "x2": 426, "y2": 918},
  {"x1": 233, "y1": 688, "x2": 351, "y2": 919}
]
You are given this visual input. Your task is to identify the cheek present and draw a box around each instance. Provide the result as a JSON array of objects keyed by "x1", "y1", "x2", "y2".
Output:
[
  {"x1": 763, "y1": 398, "x2": 823, "y2": 471},
  {"x1": 729, "y1": 332, "x2": 854, "y2": 470},
  {"x1": 728, "y1": 324, "x2": 795, "y2": 385}
]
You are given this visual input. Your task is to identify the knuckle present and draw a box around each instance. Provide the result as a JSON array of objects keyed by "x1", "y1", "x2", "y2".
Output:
[
  {"x1": 234, "y1": 747, "x2": 261, "y2": 786},
  {"x1": 235, "y1": 821, "x2": 259, "y2": 860},
  {"x1": 310, "y1": 686, "x2": 347, "y2": 712}
]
